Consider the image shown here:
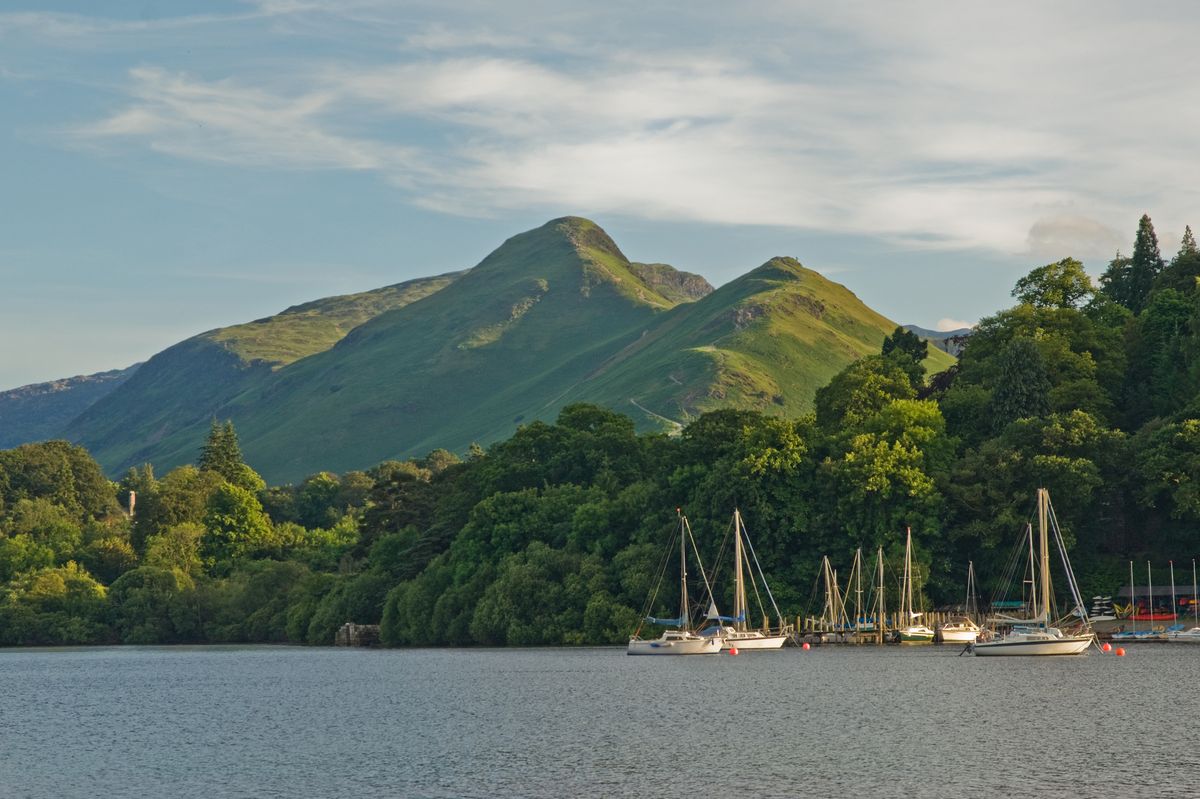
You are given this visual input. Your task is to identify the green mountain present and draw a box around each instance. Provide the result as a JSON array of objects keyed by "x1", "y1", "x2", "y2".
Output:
[
  {"x1": 63, "y1": 272, "x2": 461, "y2": 474},
  {"x1": 577, "y1": 258, "x2": 956, "y2": 428},
  {"x1": 0, "y1": 365, "x2": 140, "y2": 448},
  {"x1": 50, "y1": 217, "x2": 951, "y2": 482}
]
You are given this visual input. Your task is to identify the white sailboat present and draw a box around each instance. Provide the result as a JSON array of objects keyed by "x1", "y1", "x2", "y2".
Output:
[
  {"x1": 897, "y1": 527, "x2": 935, "y2": 643},
  {"x1": 973, "y1": 488, "x2": 1094, "y2": 657},
  {"x1": 1168, "y1": 559, "x2": 1200, "y2": 643},
  {"x1": 939, "y1": 561, "x2": 981, "y2": 644},
  {"x1": 628, "y1": 511, "x2": 724, "y2": 655},
  {"x1": 714, "y1": 509, "x2": 789, "y2": 650}
]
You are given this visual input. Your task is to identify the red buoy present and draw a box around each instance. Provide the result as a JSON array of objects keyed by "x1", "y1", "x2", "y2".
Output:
[
  {"x1": 729, "y1": 647, "x2": 739, "y2": 656},
  {"x1": 1116, "y1": 647, "x2": 1126, "y2": 656},
  {"x1": 802, "y1": 642, "x2": 811, "y2": 650},
  {"x1": 1101, "y1": 642, "x2": 1112, "y2": 652}
]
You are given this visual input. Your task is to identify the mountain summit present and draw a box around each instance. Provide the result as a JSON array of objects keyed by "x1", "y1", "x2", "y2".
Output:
[{"x1": 18, "y1": 218, "x2": 948, "y2": 481}]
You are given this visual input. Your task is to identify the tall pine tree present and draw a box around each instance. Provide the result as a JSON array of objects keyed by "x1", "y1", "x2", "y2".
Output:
[
  {"x1": 1127, "y1": 214, "x2": 1165, "y2": 313},
  {"x1": 198, "y1": 420, "x2": 264, "y2": 492},
  {"x1": 989, "y1": 337, "x2": 1051, "y2": 431}
]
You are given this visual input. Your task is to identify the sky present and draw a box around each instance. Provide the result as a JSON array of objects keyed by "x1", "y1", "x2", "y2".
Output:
[{"x1": 2, "y1": 1, "x2": 1199, "y2": 390}]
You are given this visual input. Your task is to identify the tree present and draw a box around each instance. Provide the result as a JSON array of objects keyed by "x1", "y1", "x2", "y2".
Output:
[
  {"x1": 1012, "y1": 258, "x2": 1094, "y2": 309},
  {"x1": 201, "y1": 483, "x2": 274, "y2": 568},
  {"x1": 198, "y1": 420, "x2": 264, "y2": 492},
  {"x1": 1104, "y1": 215, "x2": 1165, "y2": 314},
  {"x1": 881, "y1": 327, "x2": 928, "y2": 387},
  {"x1": 814, "y1": 355, "x2": 916, "y2": 430},
  {"x1": 989, "y1": 337, "x2": 1051, "y2": 430}
]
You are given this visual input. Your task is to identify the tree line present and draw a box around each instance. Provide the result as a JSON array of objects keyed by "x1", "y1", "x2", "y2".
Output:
[{"x1": 2, "y1": 214, "x2": 1198, "y2": 646}]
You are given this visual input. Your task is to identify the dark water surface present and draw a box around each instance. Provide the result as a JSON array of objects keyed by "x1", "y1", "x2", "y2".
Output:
[{"x1": 1, "y1": 643, "x2": 1196, "y2": 798}]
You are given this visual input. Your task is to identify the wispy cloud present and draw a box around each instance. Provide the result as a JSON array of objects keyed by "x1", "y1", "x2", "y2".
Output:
[{"x1": 51, "y1": 3, "x2": 1200, "y2": 259}]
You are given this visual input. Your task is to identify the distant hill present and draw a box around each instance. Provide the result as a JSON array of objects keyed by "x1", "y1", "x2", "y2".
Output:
[
  {"x1": 61, "y1": 272, "x2": 461, "y2": 475},
  {"x1": 903, "y1": 324, "x2": 973, "y2": 357},
  {"x1": 14, "y1": 218, "x2": 955, "y2": 482},
  {"x1": 0, "y1": 365, "x2": 139, "y2": 448}
]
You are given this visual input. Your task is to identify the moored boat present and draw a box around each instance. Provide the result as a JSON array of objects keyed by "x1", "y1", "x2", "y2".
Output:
[
  {"x1": 897, "y1": 527, "x2": 934, "y2": 643},
  {"x1": 973, "y1": 488, "x2": 1093, "y2": 657},
  {"x1": 628, "y1": 510, "x2": 724, "y2": 656},
  {"x1": 713, "y1": 509, "x2": 789, "y2": 650}
]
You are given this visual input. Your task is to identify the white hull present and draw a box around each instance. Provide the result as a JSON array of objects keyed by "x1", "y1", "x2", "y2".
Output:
[
  {"x1": 720, "y1": 631, "x2": 788, "y2": 650},
  {"x1": 940, "y1": 628, "x2": 979, "y2": 644},
  {"x1": 973, "y1": 633, "x2": 1093, "y2": 656},
  {"x1": 627, "y1": 636, "x2": 723, "y2": 655},
  {"x1": 1168, "y1": 628, "x2": 1200, "y2": 643},
  {"x1": 898, "y1": 625, "x2": 935, "y2": 643}
]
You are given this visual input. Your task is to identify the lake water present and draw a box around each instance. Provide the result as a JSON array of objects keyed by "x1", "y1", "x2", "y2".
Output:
[{"x1": 1, "y1": 643, "x2": 1196, "y2": 798}]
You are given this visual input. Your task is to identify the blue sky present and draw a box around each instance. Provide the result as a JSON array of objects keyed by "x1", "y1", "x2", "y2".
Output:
[{"x1": 3, "y1": 1, "x2": 1199, "y2": 389}]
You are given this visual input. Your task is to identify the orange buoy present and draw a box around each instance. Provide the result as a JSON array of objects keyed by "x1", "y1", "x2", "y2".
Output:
[
  {"x1": 1116, "y1": 647, "x2": 1126, "y2": 656},
  {"x1": 729, "y1": 647, "x2": 739, "y2": 656},
  {"x1": 802, "y1": 642, "x2": 811, "y2": 650},
  {"x1": 1101, "y1": 642, "x2": 1112, "y2": 652}
]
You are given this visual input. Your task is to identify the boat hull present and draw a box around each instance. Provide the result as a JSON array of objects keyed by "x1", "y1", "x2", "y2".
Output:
[
  {"x1": 939, "y1": 628, "x2": 979, "y2": 644},
  {"x1": 898, "y1": 626, "x2": 935, "y2": 643},
  {"x1": 973, "y1": 635, "x2": 1093, "y2": 656},
  {"x1": 720, "y1": 633, "x2": 788, "y2": 650},
  {"x1": 627, "y1": 636, "x2": 724, "y2": 655}
]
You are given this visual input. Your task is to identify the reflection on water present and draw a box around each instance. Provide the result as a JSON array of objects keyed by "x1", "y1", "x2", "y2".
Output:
[{"x1": 0, "y1": 644, "x2": 1196, "y2": 798}]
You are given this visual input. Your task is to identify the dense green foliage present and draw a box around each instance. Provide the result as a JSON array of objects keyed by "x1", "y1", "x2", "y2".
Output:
[{"x1": 2, "y1": 214, "x2": 1199, "y2": 648}]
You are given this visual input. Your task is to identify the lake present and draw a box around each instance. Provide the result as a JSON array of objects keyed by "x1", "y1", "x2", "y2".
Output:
[{"x1": 1, "y1": 643, "x2": 1196, "y2": 798}]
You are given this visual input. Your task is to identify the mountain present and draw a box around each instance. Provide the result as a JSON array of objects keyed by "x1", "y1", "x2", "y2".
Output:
[
  {"x1": 23, "y1": 217, "x2": 954, "y2": 482},
  {"x1": 0, "y1": 365, "x2": 140, "y2": 448},
  {"x1": 903, "y1": 324, "x2": 973, "y2": 356},
  {"x1": 61, "y1": 272, "x2": 461, "y2": 474}
]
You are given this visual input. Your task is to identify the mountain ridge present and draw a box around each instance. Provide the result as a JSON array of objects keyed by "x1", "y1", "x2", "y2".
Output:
[{"x1": 10, "y1": 218, "x2": 954, "y2": 481}]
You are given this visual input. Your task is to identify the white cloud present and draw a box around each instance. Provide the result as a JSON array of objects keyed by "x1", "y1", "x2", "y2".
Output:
[
  {"x1": 57, "y1": 3, "x2": 1200, "y2": 258},
  {"x1": 936, "y1": 318, "x2": 974, "y2": 332}
]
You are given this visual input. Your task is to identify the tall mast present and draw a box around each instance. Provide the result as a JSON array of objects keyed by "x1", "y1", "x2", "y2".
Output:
[
  {"x1": 1147, "y1": 561, "x2": 1153, "y2": 626},
  {"x1": 1038, "y1": 489, "x2": 1051, "y2": 626},
  {"x1": 904, "y1": 527, "x2": 914, "y2": 623},
  {"x1": 878, "y1": 546, "x2": 886, "y2": 644},
  {"x1": 679, "y1": 511, "x2": 689, "y2": 632},
  {"x1": 733, "y1": 509, "x2": 745, "y2": 631},
  {"x1": 1171, "y1": 560, "x2": 1178, "y2": 624},
  {"x1": 1194, "y1": 559, "x2": 1198, "y2": 627},
  {"x1": 1026, "y1": 523, "x2": 1038, "y2": 621},
  {"x1": 1129, "y1": 560, "x2": 1136, "y2": 634},
  {"x1": 855, "y1": 548, "x2": 864, "y2": 635}
]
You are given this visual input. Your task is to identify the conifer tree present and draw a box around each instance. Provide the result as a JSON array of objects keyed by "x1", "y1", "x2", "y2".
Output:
[
  {"x1": 198, "y1": 420, "x2": 264, "y2": 492},
  {"x1": 1127, "y1": 214, "x2": 1165, "y2": 314},
  {"x1": 989, "y1": 337, "x2": 1051, "y2": 431},
  {"x1": 1178, "y1": 226, "x2": 1198, "y2": 263}
]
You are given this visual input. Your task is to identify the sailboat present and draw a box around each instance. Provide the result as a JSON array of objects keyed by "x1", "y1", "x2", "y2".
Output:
[
  {"x1": 973, "y1": 488, "x2": 1094, "y2": 656},
  {"x1": 627, "y1": 511, "x2": 724, "y2": 655},
  {"x1": 1168, "y1": 559, "x2": 1200, "y2": 643},
  {"x1": 897, "y1": 527, "x2": 935, "y2": 643},
  {"x1": 713, "y1": 509, "x2": 789, "y2": 650},
  {"x1": 939, "y1": 561, "x2": 981, "y2": 644}
]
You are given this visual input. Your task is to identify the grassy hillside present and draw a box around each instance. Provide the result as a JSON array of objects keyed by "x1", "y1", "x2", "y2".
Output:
[
  {"x1": 65, "y1": 273, "x2": 460, "y2": 472},
  {"x1": 0, "y1": 366, "x2": 139, "y2": 448},
  {"x1": 570, "y1": 257, "x2": 956, "y2": 428},
  {"x1": 219, "y1": 218, "x2": 683, "y2": 479},
  {"x1": 62, "y1": 218, "x2": 955, "y2": 483}
]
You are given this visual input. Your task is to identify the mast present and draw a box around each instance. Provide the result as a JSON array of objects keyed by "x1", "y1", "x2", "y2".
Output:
[
  {"x1": 1129, "y1": 560, "x2": 1136, "y2": 634},
  {"x1": 1145, "y1": 561, "x2": 1152, "y2": 621},
  {"x1": 679, "y1": 511, "x2": 689, "y2": 632},
  {"x1": 1038, "y1": 488, "x2": 1051, "y2": 626},
  {"x1": 734, "y1": 509, "x2": 745, "y2": 631},
  {"x1": 1194, "y1": 559, "x2": 1198, "y2": 627},
  {"x1": 966, "y1": 561, "x2": 977, "y2": 623},
  {"x1": 878, "y1": 546, "x2": 886, "y2": 644},
  {"x1": 1171, "y1": 560, "x2": 1178, "y2": 624},
  {"x1": 904, "y1": 527, "x2": 914, "y2": 625},
  {"x1": 1026, "y1": 523, "x2": 1038, "y2": 622},
  {"x1": 855, "y1": 548, "x2": 864, "y2": 636}
]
